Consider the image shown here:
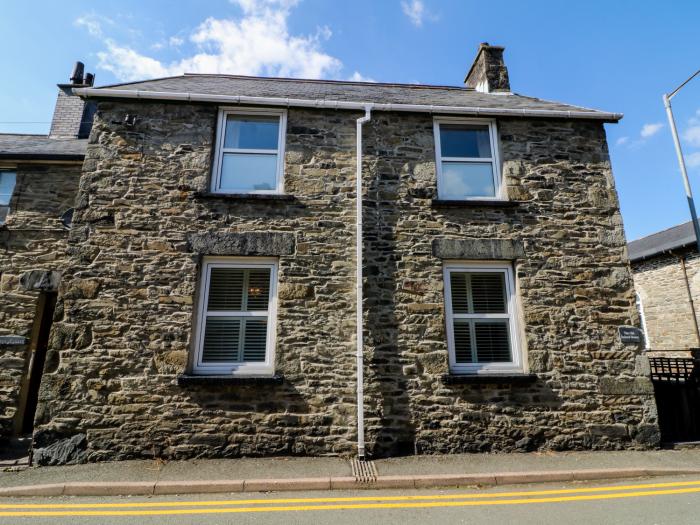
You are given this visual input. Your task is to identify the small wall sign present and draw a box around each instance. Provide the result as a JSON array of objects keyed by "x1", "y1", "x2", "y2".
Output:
[
  {"x1": 618, "y1": 326, "x2": 644, "y2": 345},
  {"x1": 0, "y1": 335, "x2": 28, "y2": 346}
]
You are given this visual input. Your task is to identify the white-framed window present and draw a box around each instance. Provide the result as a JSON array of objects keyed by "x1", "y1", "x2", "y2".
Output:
[
  {"x1": 0, "y1": 171, "x2": 17, "y2": 224},
  {"x1": 193, "y1": 257, "x2": 278, "y2": 376},
  {"x1": 443, "y1": 261, "x2": 522, "y2": 374},
  {"x1": 636, "y1": 292, "x2": 649, "y2": 350},
  {"x1": 211, "y1": 108, "x2": 286, "y2": 194},
  {"x1": 434, "y1": 118, "x2": 502, "y2": 200}
]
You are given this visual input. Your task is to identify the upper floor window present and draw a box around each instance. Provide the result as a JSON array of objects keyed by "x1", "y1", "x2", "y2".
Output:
[
  {"x1": 211, "y1": 109, "x2": 286, "y2": 194},
  {"x1": 443, "y1": 262, "x2": 522, "y2": 374},
  {"x1": 0, "y1": 171, "x2": 17, "y2": 225},
  {"x1": 434, "y1": 119, "x2": 502, "y2": 200},
  {"x1": 193, "y1": 257, "x2": 278, "y2": 376}
]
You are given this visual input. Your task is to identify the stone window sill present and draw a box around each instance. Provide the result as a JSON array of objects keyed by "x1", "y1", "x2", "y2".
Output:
[
  {"x1": 177, "y1": 374, "x2": 284, "y2": 386},
  {"x1": 441, "y1": 373, "x2": 537, "y2": 385},
  {"x1": 193, "y1": 192, "x2": 296, "y2": 202},
  {"x1": 431, "y1": 199, "x2": 520, "y2": 208}
]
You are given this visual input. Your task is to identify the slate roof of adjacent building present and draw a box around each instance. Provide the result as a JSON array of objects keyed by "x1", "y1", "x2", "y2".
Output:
[
  {"x1": 628, "y1": 221, "x2": 697, "y2": 262},
  {"x1": 90, "y1": 74, "x2": 619, "y2": 120},
  {"x1": 0, "y1": 134, "x2": 87, "y2": 160}
]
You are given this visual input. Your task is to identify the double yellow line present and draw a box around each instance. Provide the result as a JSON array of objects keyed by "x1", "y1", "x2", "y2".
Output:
[{"x1": 2, "y1": 479, "x2": 700, "y2": 517}]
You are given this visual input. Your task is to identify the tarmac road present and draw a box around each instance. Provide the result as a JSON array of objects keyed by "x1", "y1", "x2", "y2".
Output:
[{"x1": 0, "y1": 475, "x2": 699, "y2": 524}]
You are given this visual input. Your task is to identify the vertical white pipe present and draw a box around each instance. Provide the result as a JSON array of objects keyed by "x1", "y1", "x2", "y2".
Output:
[{"x1": 355, "y1": 105, "x2": 372, "y2": 459}]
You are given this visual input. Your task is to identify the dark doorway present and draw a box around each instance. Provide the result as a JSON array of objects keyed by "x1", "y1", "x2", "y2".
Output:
[
  {"x1": 649, "y1": 355, "x2": 700, "y2": 443},
  {"x1": 19, "y1": 292, "x2": 57, "y2": 435}
]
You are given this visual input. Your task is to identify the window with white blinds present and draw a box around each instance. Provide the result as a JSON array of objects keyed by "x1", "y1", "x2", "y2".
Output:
[
  {"x1": 444, "y1": 263, "x2": 522, "y2": 373},
  {"x1": 193, "y1": 258, "x2": 278, "y2": 375}
]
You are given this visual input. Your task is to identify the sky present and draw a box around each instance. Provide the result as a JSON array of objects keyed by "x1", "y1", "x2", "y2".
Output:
[{"x1": 1, "y1": 0, "x2": 699, "y2": 241}]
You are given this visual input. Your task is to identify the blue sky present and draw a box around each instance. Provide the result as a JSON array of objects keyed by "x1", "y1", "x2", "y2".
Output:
[{"x1": 1, "y1": 0, "x2": 699, "y2": 240}]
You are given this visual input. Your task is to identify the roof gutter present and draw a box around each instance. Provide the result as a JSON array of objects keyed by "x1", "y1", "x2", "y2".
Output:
[{"x1": 72, "y1": 87, "x2": 623, "y2": 122}]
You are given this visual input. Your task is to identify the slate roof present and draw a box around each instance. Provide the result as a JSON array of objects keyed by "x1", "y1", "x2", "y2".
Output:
[
  {"x1": 92, "y1": 74, "x2": 619, "y2": 120},
  {"x1": 0, "y1": 134, "x2": 87, "y2": 160},
  {"x1": 628, "y1": 221, "x2": 698, "y2": 262}
]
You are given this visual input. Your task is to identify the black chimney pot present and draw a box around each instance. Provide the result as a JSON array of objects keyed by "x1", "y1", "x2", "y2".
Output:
[
  {"x1": 84, "y1": 72, "x2": 95, "y2": 87},
  {"x1": 70, "y1": 61, "x2": 85, "y2": 85}
]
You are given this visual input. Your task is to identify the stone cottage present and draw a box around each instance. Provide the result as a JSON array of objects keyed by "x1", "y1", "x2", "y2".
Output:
[
  {"x1": 629, "y1": 220, "x2": 700, "y2": 351},
  {"x1": 0, "y1": 62, "x2": 94, "y2": 452},
  {"x1": 2, "y1": 45, "x2": 658, "y2": 464}
]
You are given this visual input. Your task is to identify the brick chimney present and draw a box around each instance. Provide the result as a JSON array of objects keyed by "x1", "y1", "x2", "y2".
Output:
[
  {"x1": 49, "y1": 61, "x2": 96, "y2": 139},
  {"x1": 464, "y1": 43, "x2": 511, "y2": 93}
]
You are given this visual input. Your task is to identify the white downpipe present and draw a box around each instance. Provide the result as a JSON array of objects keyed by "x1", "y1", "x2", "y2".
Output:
[
  {"x1": 355, "y1": 105, "x2": 372, "y2": 459},
  {"x1": 72, "y1": 87, "x2": 623, "y2": 122}
]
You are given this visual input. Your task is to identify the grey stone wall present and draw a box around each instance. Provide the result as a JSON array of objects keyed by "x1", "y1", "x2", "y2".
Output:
[
  {"x1": 33, "y1": 101, "x2": 658, "y2": 462},
  {"x1": 0, "y1": 164, "x2": 79, "y2": 438},
  {"x1": 632, "y1": 249, "x2": 700, "y2": 350}
]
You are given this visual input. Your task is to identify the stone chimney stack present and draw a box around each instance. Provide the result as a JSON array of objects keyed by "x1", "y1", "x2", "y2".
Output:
[
  {"x1": 49, "y1": 61, "x2": 96, "y2": 139},
  {"x1": 464, "y1": 43, "x2": 511, "y2": 93}
]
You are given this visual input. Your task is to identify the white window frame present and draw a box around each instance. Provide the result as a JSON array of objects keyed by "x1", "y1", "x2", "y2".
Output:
[
  {"x1": 0, "y1": 170, "x2": 17, "y2": 225},
  {"x1": 636, "y1": 292, "x2": 650, "y2": 350},
  {"x1": 211, "y1": 108, "x2": 287, "y2": 195},
  {"x1": 433, "y1": 117, "x2": 503, "y2": 200},
  {"x1": 193, "y1": 256, "x2": 278, "y2": 376},
  {"x1": 443, "y1": 261, "x2": 522, "y2": 374}
]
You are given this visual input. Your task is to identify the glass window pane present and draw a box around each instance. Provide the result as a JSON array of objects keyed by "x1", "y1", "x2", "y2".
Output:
[
  {"x1": 202, "y1": 317, "x2": 242, "y2": 362},
  {"x1": 208, "y1": 268, "x2": 244, "y2": 311},
  {"x1": 0, "y1": 172, "x2": 16, "y2": 205},
  {"x1": 441, "y1": 162, "x2": 495, "y2": 198},
  {"x1": 440, "y1": 124, "x2": 491, "y2": 158},
  {"x1": 242, "y1": 319, "x2": 268, "y2": 362},
  {"x1": 220, "y1": 153, "x2": 277, "y2": 192},
  {"x1": 453, "y1": 321, "x2": 473, "y2": 364},
  {"x1": 474, "y1": 321, "x2": 512, "y2": 363},
  {"x1": 246, "y1": 269, "x2": 271, "y2": 311},
  {"x1": 224, "y1": 116, "x2": 279, "y2": 150},
  {"x1": 470, "y1": 273, "x2": 506, "y2": 314},
  {"x1": 0, "y1": 206, "x2": 8, "y2": 224},
  {"x1": 450, "y1": 273, "x2": 470, "y2": 314}
]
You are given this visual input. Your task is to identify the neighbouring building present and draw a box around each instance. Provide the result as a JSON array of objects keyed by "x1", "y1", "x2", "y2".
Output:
[
  {"x1": 2, "y1": 45, "x2": 658, "y2": 465},
  {"x1": 0, "y1": 62, "x2": 94, "y2": 447},
  {"x1": 629, "y1": 221, "x2": 700, "y2": 351}
]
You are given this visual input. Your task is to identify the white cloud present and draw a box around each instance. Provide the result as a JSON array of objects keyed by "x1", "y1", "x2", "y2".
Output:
[
  {"x1": 74, "y1": 13, "x2": 112, "y2": 37},
  {"x1": 401, "y1": 0, "x2": 425, "y2": 26},
  {"x1": 640, "y1": 122, "x2": 663, "y2": 138},
  {"x1": 348, "y1": 71, "x2": 376, "y2": 82},
  {"x1": 79, "y1": 0, "x2": 370, "y2": 82},
  {"x1": 686, "y1": 152, "x2": 700, "y2": 168},
  {"x1": 616, "y1": 136, "x2": 629, "y2": 146},
  {"x1": 683, "y1": 126, "x2": 700, "y2": 148}
]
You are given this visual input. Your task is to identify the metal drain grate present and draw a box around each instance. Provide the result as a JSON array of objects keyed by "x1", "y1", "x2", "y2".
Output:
[{"x1": 350, "y1": 458, "x2": 378, "y2": 483}]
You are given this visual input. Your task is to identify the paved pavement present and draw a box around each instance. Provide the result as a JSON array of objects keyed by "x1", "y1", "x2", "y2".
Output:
[
  {"x1": 1, "y1": 475, "x2": 699, "y2": 524},
  {"x1": 3, "y1": 449, "x2": 700, "y2": 490}
]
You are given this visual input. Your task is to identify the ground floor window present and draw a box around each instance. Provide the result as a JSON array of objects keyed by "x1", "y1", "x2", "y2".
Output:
[
  {"x1": 443, "y1": 261, "x2": 522, "y2": 374},
  {"x1": 193, "y1": 257, "x2": 278, "y2": 375}
]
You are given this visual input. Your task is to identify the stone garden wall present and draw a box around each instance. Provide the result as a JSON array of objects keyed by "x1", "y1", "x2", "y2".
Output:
[{"x1": 31, "y1": 101, "x2": 658, "y2": 463}]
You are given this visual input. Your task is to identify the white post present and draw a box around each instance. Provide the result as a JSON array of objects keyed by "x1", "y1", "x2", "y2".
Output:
[
  {"x1": 355, "y1": 106, "x2": 372, "y2": 459},
  {"x1": 663, "y1": 93, "x2": 700, "y2": 252}
]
